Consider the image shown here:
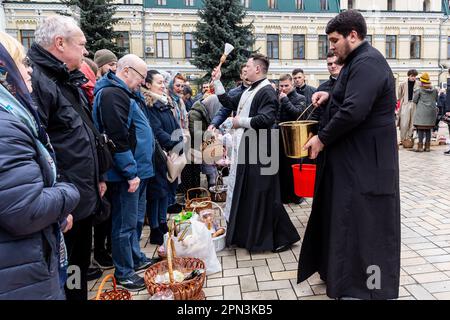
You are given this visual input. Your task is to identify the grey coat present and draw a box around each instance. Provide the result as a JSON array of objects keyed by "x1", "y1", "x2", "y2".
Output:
[{"x1": 413, "y1": 87, "x2": 438, "y2": 128}]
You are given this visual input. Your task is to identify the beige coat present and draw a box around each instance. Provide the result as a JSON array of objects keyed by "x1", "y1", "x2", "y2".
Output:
[{"x1": 398, "y1": 80, "x2": 420, "y2": 106}]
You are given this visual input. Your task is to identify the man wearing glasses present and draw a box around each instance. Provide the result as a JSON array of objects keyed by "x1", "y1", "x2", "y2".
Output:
[{"x1": 93, "y1": 54, "x2": 158, "y2": 291}]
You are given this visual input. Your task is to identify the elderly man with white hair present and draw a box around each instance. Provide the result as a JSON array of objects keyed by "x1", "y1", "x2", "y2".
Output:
[
  {"x1": 28, "y1": 15, "x2": 105, "y2": 300},
  {"x1": 93, "y1": 54, "x2": 157, "y2": 291}
]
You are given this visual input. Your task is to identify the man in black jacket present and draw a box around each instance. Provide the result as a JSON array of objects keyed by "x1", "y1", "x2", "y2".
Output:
[
  {"x1": 28, "y1": 15, "x2": 104, "y2": 300},
  {"x1": 312, "y1": 51, "x2": 344, "y2": 126},
  {"x1": 292, "y1": 68, "x2": 316, "y2": 110},
  {"x1": 277, "y1": 74, "x2": 306, "y2": 204}
]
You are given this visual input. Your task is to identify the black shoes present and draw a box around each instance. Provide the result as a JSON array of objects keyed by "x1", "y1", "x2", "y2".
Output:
[
  {"x1": 93, "y1": 251, "x2": 114, "y2": 270},
  {"x1": 116, "y1": 273, "x2": 146, "y2": 292},
  {"x1": 150, "y1": 227, "x2": 164, "y2": 245},
  {"x1": 167, "y1": 203, "x2": 183, "y2": 214},
  {"x1": 273, "y1": 243, "x2": 292, "y2": 253},
  {"x1": 159, "y1": 222, "x2": 168, "y2": 234},
  {"x1": 444, "y1": 150, "x2": 450, "y2": 155},
  {"x1": 87, "y1": 267, "x2": 103, "y2": 281},
  {"x1": 134, "y1": 257, "x2": 160, "y2": 272},
  {"x1": 292, "y1": 197, "x2": 305, "y2": 205}
]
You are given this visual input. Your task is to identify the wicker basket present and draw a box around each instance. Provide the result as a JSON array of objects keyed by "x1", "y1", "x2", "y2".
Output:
[
  {"x1": 209, "y1": 168, "x2": 227, "y2": 202},
  {"x1": 195, "y1": 202, "x2": 227, "y2": 252},
  {"x1": 185, "y1": 187, "x2": 212, "y2": 212},
  {"x1": 94, "y1": 274, "x2": 132, "y2": 300},
  {"x1": 144, "y1": 235, "x2": 206, "y2": 300},
  {"x1": 202, "y1": 135, "x2": 224, "y2": 164}
]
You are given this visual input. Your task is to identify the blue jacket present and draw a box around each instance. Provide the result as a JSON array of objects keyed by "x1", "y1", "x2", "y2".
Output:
[
  {"x1": 93, "y1": 72, "x2": 155, "y2": 182},
  {"x1": 0, "y1": 109, "x2": 80, "y2": 300}
]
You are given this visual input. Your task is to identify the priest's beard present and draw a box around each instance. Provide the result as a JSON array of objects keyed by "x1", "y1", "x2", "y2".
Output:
[{"x1": 336, "y1": 40, "x2": 352, "y2": 65}]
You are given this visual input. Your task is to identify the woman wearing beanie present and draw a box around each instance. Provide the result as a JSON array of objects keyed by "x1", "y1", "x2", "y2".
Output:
[{"x1": 412, "y1": 72, "x2": 439, "y2": 152}]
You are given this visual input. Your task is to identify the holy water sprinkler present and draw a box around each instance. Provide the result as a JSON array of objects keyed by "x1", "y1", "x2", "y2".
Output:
[{"x1": 217, "y1": 43, "x2": 235, "y2": 69}]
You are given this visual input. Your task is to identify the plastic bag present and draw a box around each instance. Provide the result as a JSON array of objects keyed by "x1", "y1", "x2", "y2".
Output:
[
  {"x1": 165, "y1": 214, "x2": 222, "y2": 275},
  {"x1": 149, "y1": 288, "x2": 174, "y2": 300}
]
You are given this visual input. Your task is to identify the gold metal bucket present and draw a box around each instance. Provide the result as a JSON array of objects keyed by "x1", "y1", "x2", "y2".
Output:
[{"x1": 279, "y1": 120, "x2": 318, "y2": 158}]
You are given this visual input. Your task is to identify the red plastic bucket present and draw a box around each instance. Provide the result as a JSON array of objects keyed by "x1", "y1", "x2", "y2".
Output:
[{"x1": 292, "y1": 164, "x2": 316, "y2": 198}]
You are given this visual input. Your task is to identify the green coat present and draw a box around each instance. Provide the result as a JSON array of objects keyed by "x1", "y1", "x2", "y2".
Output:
[
  {"x1": 188, "y1": 100, "x2": 211, "y2": 151},
  {"x1": 413, "y1": 87, "x2": 438, "y2": 128}
]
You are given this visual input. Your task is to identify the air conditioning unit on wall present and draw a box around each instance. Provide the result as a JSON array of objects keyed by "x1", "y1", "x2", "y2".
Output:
[{"x1": 145, "y1": 46, "x2": 154, "y2": 54}]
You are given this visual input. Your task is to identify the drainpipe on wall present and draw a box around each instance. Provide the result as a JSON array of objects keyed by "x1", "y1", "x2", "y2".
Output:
[
  {"x1": 142, "y1": 5, "x2": 145, "y2": 60},
  {"x1": 438, "y1": 13, "x2": 449, "y2": 85}
]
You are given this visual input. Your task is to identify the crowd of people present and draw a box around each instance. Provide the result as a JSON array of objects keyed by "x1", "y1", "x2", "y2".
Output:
[
  {"x1": 397, "y1": 69, "x2": 450, "y2": 153},
  {"x1": 1, "y1": 9, "x2": 448, "y2": 301},
  {"x1": 0, "y1": 14, "x2": 312, "y2": 299}
]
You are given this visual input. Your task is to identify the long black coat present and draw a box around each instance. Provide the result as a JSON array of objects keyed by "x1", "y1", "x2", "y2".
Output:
[
  {"x1": 217, "y1": 79, "x2": 301, "y2": 252},
  {"x1": 28, "y1": 43, "x2": 100, "y2": 221},
  {"x1": 297, "y1": 41, "x2": 401, "y2": 300}
]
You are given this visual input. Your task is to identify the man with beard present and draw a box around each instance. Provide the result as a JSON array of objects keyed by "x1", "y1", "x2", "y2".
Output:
[{"x1": 298, "y1": 10, "x2": 400, "y2": 300}]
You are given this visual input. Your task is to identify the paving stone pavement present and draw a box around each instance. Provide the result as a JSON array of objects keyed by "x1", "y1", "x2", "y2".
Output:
[{"x1": 89, "y1": 125, "x2": 450, "y2": 300}]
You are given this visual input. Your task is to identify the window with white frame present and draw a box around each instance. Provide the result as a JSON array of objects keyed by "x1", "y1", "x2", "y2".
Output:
[{"x1": 156, "y1": 32, "x2": 170, "y2": 58}]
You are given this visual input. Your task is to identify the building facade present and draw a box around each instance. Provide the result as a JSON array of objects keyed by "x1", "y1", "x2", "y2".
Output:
[{"x1": 2, "y1": 0, "x2": 450, "y2": 87}]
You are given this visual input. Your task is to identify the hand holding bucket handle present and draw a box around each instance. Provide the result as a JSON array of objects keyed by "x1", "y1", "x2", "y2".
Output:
[
  {"x1": 303, "y1": 135, "x2": 324, "y2": 160},
  {"x1": 311, "y1": 91, "x2": 330, "y2": 108}
]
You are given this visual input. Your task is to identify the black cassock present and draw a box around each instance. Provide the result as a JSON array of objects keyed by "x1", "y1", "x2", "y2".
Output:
[
  {"x1": 217, "y1": 79, "x2": 300, "y2": 252},
  {"x1": 297, "y1": 41, "x2": 401, "y2": 299}
]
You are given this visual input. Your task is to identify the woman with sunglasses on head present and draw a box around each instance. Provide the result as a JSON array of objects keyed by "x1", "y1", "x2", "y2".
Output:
[{"x1": 0, "y1": 31, "x2": 80, "y2": 299}]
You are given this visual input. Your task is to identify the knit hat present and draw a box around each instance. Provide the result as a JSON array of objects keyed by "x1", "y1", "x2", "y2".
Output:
[
  {"x1": 419, "y1": 72, "x2": 431, "y2": 84},
  {"x1": 94, "y1": 49, "x2": 118, "y2": 68}
]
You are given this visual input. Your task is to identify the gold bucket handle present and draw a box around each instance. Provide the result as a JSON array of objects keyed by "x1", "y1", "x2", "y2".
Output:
[{"x1": 296, "y1": 103, "x2": 317, "y2": 121}]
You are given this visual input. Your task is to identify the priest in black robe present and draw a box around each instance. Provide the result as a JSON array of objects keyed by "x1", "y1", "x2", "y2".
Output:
[
  {"x1": 298, "y1": 10, "x2": 401, "y2": 300},
  {"x1": 209, "y1": 53, "x2": 300, "y2": 253}
]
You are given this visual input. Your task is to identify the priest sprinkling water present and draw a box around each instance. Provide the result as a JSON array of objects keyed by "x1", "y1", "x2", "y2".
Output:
[{"x1": 209, "y1": 52, "x2": 300, "y2": 253}]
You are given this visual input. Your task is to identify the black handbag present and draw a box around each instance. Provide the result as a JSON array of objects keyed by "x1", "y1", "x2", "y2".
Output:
[
  {"x1": 93, "y1": 196, "x2": 111, "y2": 226},
  {"x1": 66, "y1": 87, "x2": 116, "y2": 176}
]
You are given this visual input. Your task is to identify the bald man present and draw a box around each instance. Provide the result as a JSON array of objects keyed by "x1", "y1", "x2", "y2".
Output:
[{"x1": 93, "y1": 54, "x2": 158, "y2": 291}]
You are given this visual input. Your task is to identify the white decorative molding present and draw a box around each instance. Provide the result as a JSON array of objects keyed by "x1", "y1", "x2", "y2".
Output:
[
  {"x1": 281, "y1": 34, "x2": 293, "y2": 40},
  {"x1": 255, "y1": 33, "x2": 266, "y2": 40},
  {"x1": 171, "y1": 32, "x2": 183, "y2": 40},
  {"x1": 423, "y1": 34, "x2": 440, "y2": 39},
  {"x1": 4, "y1": 2, "x2": 67, "y2": 11},
  {"x1": 130, "y1": 31, "x2": 143, "y2": 37},
  {"x1": 5, "y1": 28, "x2": 16, "y2": 38}
]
